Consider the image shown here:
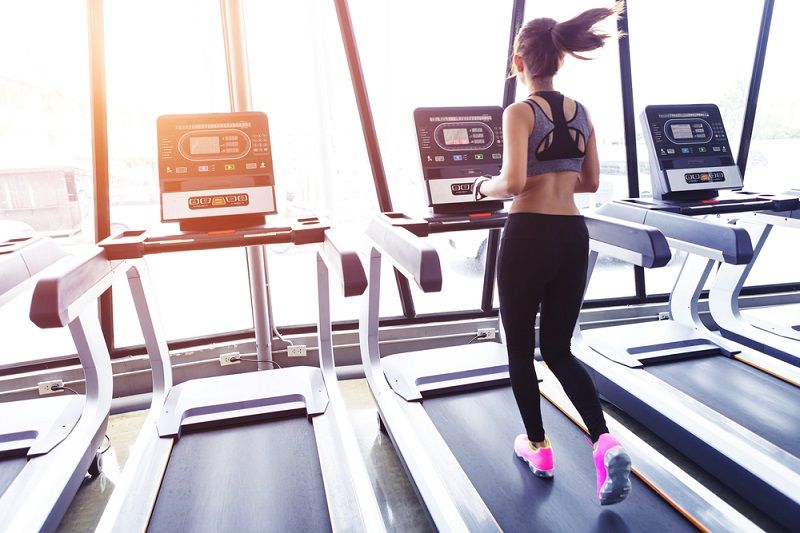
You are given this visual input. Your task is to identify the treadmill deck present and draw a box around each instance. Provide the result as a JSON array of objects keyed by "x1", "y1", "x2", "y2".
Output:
[
  {"x1": 647, "y1": 356, "x2": 800, "y2": 456},
  {"x1": 0, "y1": 457, "x2": 26, "y2": 500},
  {"x1": 423, "y1": 386, "x2": 693, "y2": 532},
  {"x1": 148, "y1": 416, "x2": 331, "y2": 533}
]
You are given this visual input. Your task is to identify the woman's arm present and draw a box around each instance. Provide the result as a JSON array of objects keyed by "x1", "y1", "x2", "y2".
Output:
[
  {"x1": 574, "y1": 111, "x2": 600, "y2": 193},
  {"x1": 476, "y1": 102, "x2": 531, "y2": 199}
]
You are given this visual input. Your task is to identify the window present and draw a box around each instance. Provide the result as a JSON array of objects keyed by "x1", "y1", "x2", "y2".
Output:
[
  {"x1": 103, "y1": 0, "x2": 255, "y2": 347},
  {"x1": 628, "y1": 0, "x2": 763, "y2": 295},
  {"x1": 0, "y1": 3, "x2": 93, "y2": 364},
  {"x1": 244, "y1": 0, "x2": 389, "y2": 324},
  {"x1": 742, "y1": 0, "x2": 800, "y2": 288}
]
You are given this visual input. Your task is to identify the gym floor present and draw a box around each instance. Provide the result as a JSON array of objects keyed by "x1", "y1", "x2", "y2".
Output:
[{"x1": 56, "y1": 378, "x2": 780, "y2": 533}]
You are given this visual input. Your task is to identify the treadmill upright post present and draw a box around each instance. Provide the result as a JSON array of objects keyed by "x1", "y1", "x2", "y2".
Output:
[
  {"x1": 0, "y1": 302, "x2": 112, "y2": 532},
  {"x1": 709, "y1": 209, "x2": 800, "y2": 365},
  {"x1": 312, "y1": 231, "x2": 385, "y2": 532},
  {"x1": 669, "y1": 251, "x2": 738, "y2": 355}
]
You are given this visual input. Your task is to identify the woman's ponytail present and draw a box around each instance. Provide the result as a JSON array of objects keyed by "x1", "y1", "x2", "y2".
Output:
[{"x1": 512, "y1": 2, "x2": 623, "y2": 78}]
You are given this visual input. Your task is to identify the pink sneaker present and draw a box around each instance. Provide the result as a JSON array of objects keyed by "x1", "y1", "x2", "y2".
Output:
[
  {"x1": 514, "y1": 434, "x2": 554, "y2": 478},
  {"x1": 593, "y1": 433, "x2": 632, "y2": 505}
]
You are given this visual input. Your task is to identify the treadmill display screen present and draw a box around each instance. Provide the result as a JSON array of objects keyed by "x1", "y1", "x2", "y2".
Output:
[
  {"x1": 670, "y1": 123, "x2": 694, "y2": 140},
  {"x1": 641, "y1": 103, "x2": 743, "y2": 198},
  {"x1": 413, "y1": 105, "x2": 504, "y2": 212},
  {"x1": 414, "y1": 106, "x2": 503, "y2": 180},
  {"x1": 157, "y1": 111, "x2": 277, "y2": 223},
  {"x1": 442, "y1": 128, "x2": 471, "y2": 146},
  {"x1": 643, "y1": 104, "x2": 732, "y2": 170},
  {"x1": 189, "y1": 136, "x2": 222, "y2": 155}
]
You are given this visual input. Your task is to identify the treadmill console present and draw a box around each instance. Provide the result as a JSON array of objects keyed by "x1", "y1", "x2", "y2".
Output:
[
  {"x1": 157, "y1": 112, "x2": 277, "y2": 230},
  {"x1": 641, "y1": 104, "x2": 742, "y2": 201},
  {"x1": 414, "y1": 106, "x2": 504, "y2": 214}
]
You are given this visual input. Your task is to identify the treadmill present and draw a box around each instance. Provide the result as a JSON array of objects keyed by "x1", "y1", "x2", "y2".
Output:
[
  {"x1": 0, "y1": 236, "x2": 110, "y2": 532},
  {"x1": 576, "y1": 103, "x2": 800, "y2": 529},
  {"x1": 709, "y1": 187, "x2": 800, "y2": 362},
  {"x1": 85, "y1": 111, "x2": 385, "y2": 532},
  {"x1": 354, "y1": 105, "x2": 756, "y2": 531}
]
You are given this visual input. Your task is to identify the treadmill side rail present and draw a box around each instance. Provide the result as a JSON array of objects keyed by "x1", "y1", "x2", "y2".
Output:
[
  {"x1": 314, "y1": 247, "x2": 386, "y2": 532},
  {"x1": 596, "y1": 201, "x2": 754, "y2": 264},
  {"x1": 359, "y1": 244, "x2": 500, "y2": 532},
  {"x1": 584, "y1": 213, "x2": 671, "y2": 268},
  {"x1": 0, "y1": 236, "x2": 67, "y2": 307},
  {"x1": 365, "y1": 215, "x2": 442, "y2": 292}
]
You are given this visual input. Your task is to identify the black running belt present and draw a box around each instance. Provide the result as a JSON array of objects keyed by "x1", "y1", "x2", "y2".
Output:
[
  {"x1": 424, "y1": 386, "x2": 693, "y2": 532},
  {"x1": 648, "y1": 356, "x2": 800, "y2": 456},
  {"x1": 0, "y1": 458, "x2": 26, "y2": 499},
  {"x1": 148, "y1": 416, "x2": 331, "y2": 533}
]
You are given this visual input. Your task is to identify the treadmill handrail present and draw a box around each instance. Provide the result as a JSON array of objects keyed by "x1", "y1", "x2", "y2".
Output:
[
  {"x1": 29, "y1": 249, "x2": 124, "y2": 328},
  {"x1": 365, "y1": 215, "x2": 442, "y2": 292},
  {"x1": 596, "y1": 201, "x2": 753, "y2": 264},
  {"x1": 0, "y1": 237, "x2": 68, "y2": 307},
  {"x1": 319, "y1": 229, "x2": 368, "y2": 297},
  {"x1": 584, "y1": 214, "x2": 671, "y2": 268}
]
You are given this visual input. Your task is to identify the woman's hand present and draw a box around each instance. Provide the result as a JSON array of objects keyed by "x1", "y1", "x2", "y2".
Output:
[{"x1": 473, "y1": 176, "x2": 492, "y2": 201}]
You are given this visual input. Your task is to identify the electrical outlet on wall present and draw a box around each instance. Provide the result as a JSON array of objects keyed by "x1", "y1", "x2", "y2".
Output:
[
  {"x1": 38, "y1": 380, "x2": 64, "y2": 395},
  {"x1": 219, "y1": 352, "x2": 241, "y2": 366},
  {"x1": 287, "y1": 345, "x2": 307, "y2": 357},
  {"x1": 477, "y1": 328, "x2": 496, "y2": 340}
]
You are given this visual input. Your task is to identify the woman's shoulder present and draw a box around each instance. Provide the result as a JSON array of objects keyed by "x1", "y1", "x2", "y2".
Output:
[
  {"x1": 562, "y1": 95, "x2": 592, "y2": 123},
  {"x1": 505, "y1": 100, "x2": 536, "y2": 121}
]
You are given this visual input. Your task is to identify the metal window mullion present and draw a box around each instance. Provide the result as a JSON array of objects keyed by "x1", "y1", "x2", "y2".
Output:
[
  {"x1": 737, "y1": 0, "x2": 775, "y2": 178},
  {"x1": 87, "y1": 0, "x2": 114, "y2": 349},
  {"x1": 331, "y1": 0, "x2": 416, "y2": 318},
  {"x1": 616, "y1": 4, "x2": 647, "y2": 301}
]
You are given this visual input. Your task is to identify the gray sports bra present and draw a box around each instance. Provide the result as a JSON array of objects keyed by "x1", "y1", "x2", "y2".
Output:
[{"x1": 523, "y1": 91, "x2": 590, "y2": 177}]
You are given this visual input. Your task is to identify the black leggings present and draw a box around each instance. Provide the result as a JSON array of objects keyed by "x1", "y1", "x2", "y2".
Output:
[{"x1": 497, "y1": 213, "x2": 608, "y2": 443}]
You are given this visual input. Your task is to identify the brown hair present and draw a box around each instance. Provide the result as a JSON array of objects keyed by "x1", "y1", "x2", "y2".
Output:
[{"x1": 511, "y1": 2, "x2": 623, "y2": 79}]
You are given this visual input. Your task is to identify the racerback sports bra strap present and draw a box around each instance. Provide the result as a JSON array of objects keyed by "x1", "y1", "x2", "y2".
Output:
[{"x1": 525, "y1": 91, "x2": 586, "y2": 161}]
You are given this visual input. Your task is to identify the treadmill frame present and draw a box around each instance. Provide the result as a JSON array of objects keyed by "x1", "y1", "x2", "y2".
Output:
[
  {"x1": 359, "y1": 212, "x2": 757, "y2": 532},
  {"x1": 0, "y1": 246, "x2": 116, "y2": 532},
  {"x1": 580, "y1": 200, "x2": 800, "y2": 529},
  {"x1": 64, "y1": 229, "x2": 385, "y2": 533},
  {"x1": 710, "y1": 192, "x2": 800, "y2": 362}
]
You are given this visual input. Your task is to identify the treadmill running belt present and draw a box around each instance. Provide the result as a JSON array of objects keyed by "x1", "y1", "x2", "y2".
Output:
[
  {"x1": 647, "y1": 356, "x2": 800, "y2": 456},
  {"x1": 0, "y1": 458, "x2": 26, "y2": 499},
  {"x1": 148, "y1": 416, "x2": 331, "y2": 533},
  {"x1": 424, "y1": 386, "x2": 693, "y2": 532}
]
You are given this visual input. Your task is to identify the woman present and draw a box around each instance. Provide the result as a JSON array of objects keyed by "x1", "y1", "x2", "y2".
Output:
[{"x1": 473, "y1": 4, "x2": 631, "y2": 505}]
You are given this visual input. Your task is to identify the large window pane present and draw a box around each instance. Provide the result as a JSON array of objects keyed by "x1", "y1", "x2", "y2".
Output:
[
  {"x1": 348, "y1": 0, "x2": 517, "y2": 314},
  {"x1": 244, "y1": 0, "x2": 383, "y2": 325},
  {"x1": 743, "y1": 0, "x2": 800, "y2": 288},
  {"x1": 628, "y1": 1, "x2": 763, "y2": 295},
  {"x1": 0, "y1": 3, "x2": 93, "y2": 364},
  {"x1": 104, "y1": 1, "x2": 254, "y2": 347}
]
